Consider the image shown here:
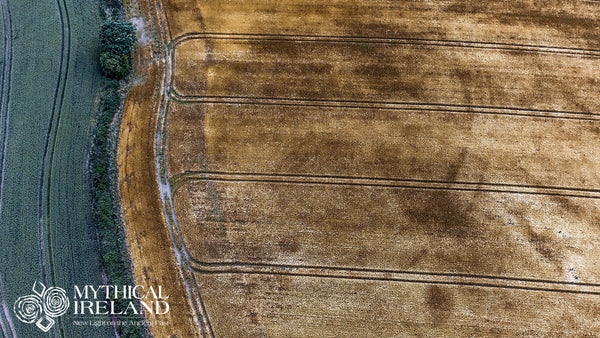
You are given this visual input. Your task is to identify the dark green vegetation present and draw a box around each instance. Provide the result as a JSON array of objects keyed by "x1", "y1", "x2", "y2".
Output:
[
  {"x1": 99, "y1": 21, "x2": 135, "y2": 79},
  {"x1": 100, "y1": 51, "x2": 129, "y2": 79},
  {"x1": 0, "y1": 0, "x2": 115, "y2": 337},
  {"x1": 102, "y1": 0, "x2": 122, "y2": 12},
  {"x1": 100, "y1": 21, "x2": 136, "y2": 55},
  {"x1": 88, "y1": 1, "x2": 144, "y2": 337},
  {"x1": 91, "y1": 81, "x2": 145, "y2": 338},
  {"x1": 91, "y1": 3, "x2": 144, "y2": 335}
]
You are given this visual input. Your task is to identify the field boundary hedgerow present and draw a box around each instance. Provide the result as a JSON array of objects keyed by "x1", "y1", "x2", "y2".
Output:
[
  {"x1": 89, "y1": 1, "x2": 147, "y2": 337},
  {"x1": 91, "y1": 80, "x2": 147, "y2": 338}
]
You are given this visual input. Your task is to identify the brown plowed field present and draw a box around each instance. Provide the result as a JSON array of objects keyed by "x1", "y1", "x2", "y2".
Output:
[
  {"x1": 175, "y1": 179, "x2": 600, "y2": 280},
  {"x1": 195, "y1": 273, "x2": 600, "y2": 337},
  {"x1": 165, "y1": 0, "x2": 600, "y2": 49},
  {"x1": 166, "y1": 103, "x2": 600, "y2": 188},
  {"x1": 123, "y1": 0, "x2": 600, "y2": 335},
  {"x1": 173, "y1": 38, "x2": 600, "y2": 113}
]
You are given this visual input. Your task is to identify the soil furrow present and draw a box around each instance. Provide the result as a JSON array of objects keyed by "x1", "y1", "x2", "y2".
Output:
[
  {"x1": 172, "y1": 32, "x2": 600, "y2": 56},
  {"x1": 191, "y1": 265, "x2": 600, "y2": 296},
  {"x1": 172, "y1": 172, "x2": 600, "y2": 200},
  {"x1": 171, "y1": 95, "x2": 600, "y2": 122}
]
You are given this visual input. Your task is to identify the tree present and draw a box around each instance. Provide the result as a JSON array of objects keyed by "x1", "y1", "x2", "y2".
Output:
[
  {"x1": 100, "y1": 51, "x2": 130, "y2": 79},
  {"x1": 103, "y1": 0, "x2": 122, "y2": 9},
  {"x1": 100, "y1": 21, "x2": 136, "y2": 55}
]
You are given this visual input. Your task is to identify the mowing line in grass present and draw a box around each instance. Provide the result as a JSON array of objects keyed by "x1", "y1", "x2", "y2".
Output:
[{"x1": 0, "y1": 0, "x2": 12, "y2": 217}]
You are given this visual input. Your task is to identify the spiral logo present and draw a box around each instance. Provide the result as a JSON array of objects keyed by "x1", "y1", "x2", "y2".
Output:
[
  {"x1": 13, "y1": 295, "x2": 43, "y2": 324},
  {"x1": 42, "y1": 287, "x2": 69, "y2": 317},
  {"x1": 13, "y1": 281, "x2": 69, "y2": 332}
]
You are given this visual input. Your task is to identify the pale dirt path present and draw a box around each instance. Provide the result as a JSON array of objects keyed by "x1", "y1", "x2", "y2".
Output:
[
  {"x1": 152, "y1": 0, "x2": 214, "y2": 333},
  {"x1": 118, "y1": 0, "x2": 203, "y2": 337}
]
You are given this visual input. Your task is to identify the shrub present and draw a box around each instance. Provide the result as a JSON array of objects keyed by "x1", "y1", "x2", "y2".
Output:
[
  {"x1": 100, "y1": 21, "x2": 136, "y2": 55},
  {"x1": 103, "y1": 0, "x2": 122, "y2": 9},
  {"x1": 100, "y1": 51, "x2": 129, "y2": 79},
  {"x1": 103, "y1": 90, "x2": 121, "y2": 112}
]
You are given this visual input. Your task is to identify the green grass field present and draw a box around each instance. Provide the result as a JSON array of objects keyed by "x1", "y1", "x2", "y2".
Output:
[{"x1": 0, "y1": 0, "x2": 115, "y2": 336}]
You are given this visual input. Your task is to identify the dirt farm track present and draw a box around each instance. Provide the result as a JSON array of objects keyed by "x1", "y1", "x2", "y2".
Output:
[{"x1": 120, "y1": 1, "x2": 600, "y2": 336}]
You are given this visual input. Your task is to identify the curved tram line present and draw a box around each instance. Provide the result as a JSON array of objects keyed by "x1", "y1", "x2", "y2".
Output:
[
  {"x1": 150, "y1": 0, "x2": 214, "y2": 335},
  {"x1": 170, "y1": 171, "x2": 600, "y2": 200},
  {"x1": 170, "y1": 172, "x2": 600, "y2": 295},
  {"x1": 168, "y1": 34, "x2": 600, "y2": 123},
  {"x1": 170, "y1": 94, "x2": 600, "y2": 123},
  {"x1": 172, "y1": 32, "x2": 600, "y2": 58},
  {"x1": 37, "y1": 0, "x2": 71, "y2": 335},
  {"x1": 189, "y1": 261, "x2": 600, "y2": 297},
  {"x1": 0, "y1": 0, "x2": 15, "y2": 335}
]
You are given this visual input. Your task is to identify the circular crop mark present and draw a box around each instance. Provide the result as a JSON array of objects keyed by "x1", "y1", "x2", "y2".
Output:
[
  {"x1": 42, "y1": 287, "x2": 69, "y2": 318},
  {"x1": 13, "y1": 295, "x2": 43, "y2": 323}
]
